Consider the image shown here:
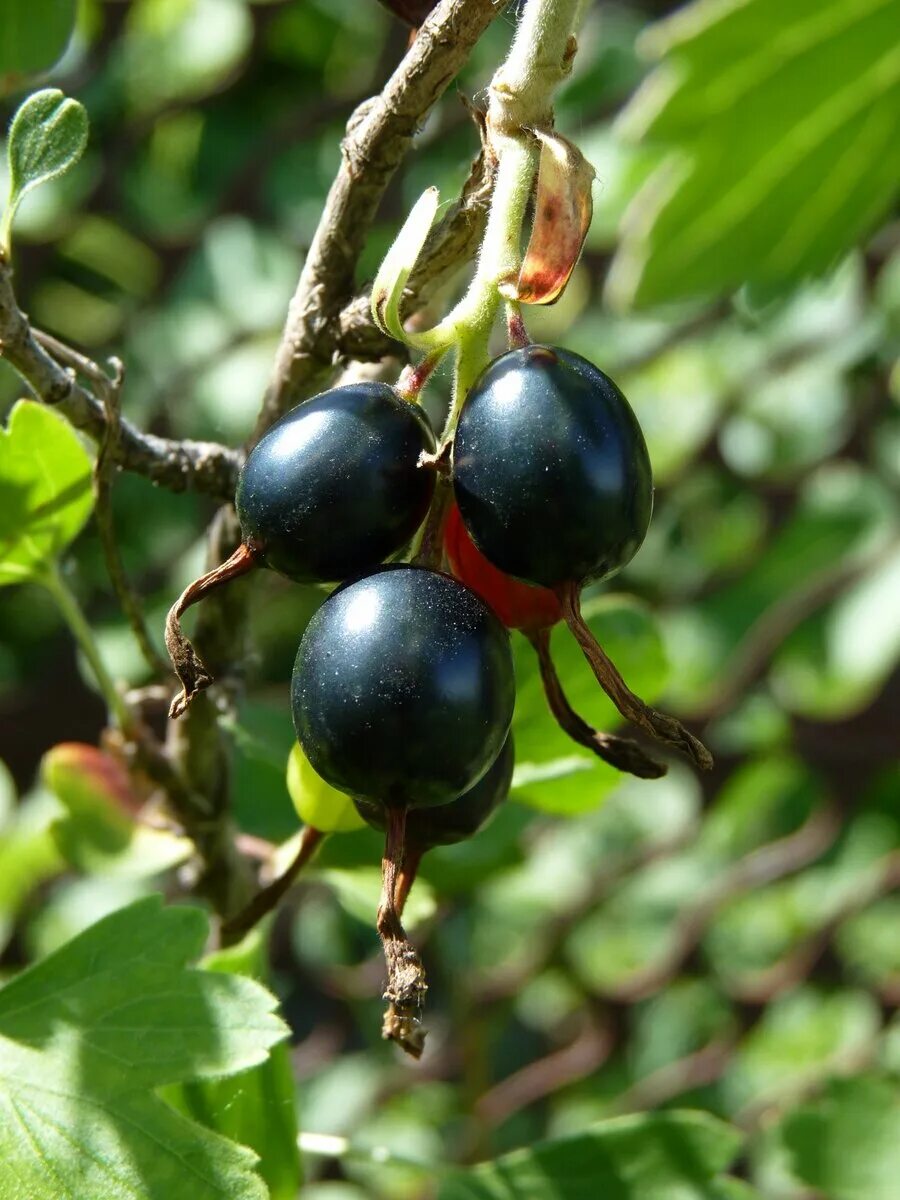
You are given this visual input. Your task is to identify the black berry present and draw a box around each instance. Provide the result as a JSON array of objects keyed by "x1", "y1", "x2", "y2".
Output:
[
  {"x1": 354, "y1": 734, "x2": 514, "y2": 847},
  {"x1": 452, "y1": 345, "x2": 652, "y2": 588},
  {"x1": 291, "y1": 566, "x2": 515, "y2": 808},
  {"x1": 237, "y1": 381, "x2": 435, "y2": 582}
]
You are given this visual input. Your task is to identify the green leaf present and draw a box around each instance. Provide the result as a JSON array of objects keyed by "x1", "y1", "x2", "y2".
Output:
[
  {"x1": 165, "y1": 929, "x2": 302, "y2": 1200},
  {"x1": 0, "y1": 895, "x2": 289, "y2": 1199},
  {"x1": 779, "y1": 1074, "x2": 900, "y2": 1200},
  {"x1": 318, "y1": 866, "x2": 437, "y2": 930},
  {"x1": 0, "y1": 399, "x2": 93, "y2": 584},
  {"x1": 723, "y1": 987, "x2": 881, "y2": 1114},
  {"x1": 770, "y1": 543, "x2": 900, "y2": 719},
  {"x1": 608, "y1": 0, "x2": 900, "y2": 309},
  {"x1": 0, "y1": 784, "x2": 63, "y2": 952},
  {"x1": 2, "y1": 89, "x2": 88, "y2": 251},
  {"x1": 0, "y1": 0, "x2": 76, "y2": 90},
  {"x1": 438, "y1": 1109, "x2": 742, "y2": 1199}
]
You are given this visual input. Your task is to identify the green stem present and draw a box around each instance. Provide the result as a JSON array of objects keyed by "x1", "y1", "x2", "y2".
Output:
[{"x1": 42, "y1": 561, "x2": 129, "y2": 728}]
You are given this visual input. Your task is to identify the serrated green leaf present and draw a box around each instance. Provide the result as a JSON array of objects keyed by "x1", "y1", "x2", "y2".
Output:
[
  {"x1": 0, "y1": 399, "x2": 94, "y2": 585},
  {"x1": 371, "y1": 186, "x2": 439, "y2": 343},
  {"x1": 0, "y1": 895, "x2": 289, "y2": 1200},
  {"x1": 438, "y1": 1109, "x2": 742, "y2": 1199},
  {"x1": 165, "y1": 929, "x2": 302, "y2": 1200},
  {"x1": 779, "y1": 1074, "x2": 900, "y2": 1200},
  {"x1": 0, "y1": 0, "x2": 76, "y2": 90},
  {"x1": 2, "y1": 89, "x2": 88, "y2": 251},
  {"x1": 608, "y1": 0, "x2": 900, "y2": 309}
]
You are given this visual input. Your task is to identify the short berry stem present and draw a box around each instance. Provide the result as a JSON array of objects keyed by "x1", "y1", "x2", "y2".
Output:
[
  {"x1": 393, "y1": 843, "x2": 424, "y2": 916},
  {"x1": 506, "y1": 300, "x2": 530, "y2": 349},
  {"x1": 556, "y1": 581, "x2": 713, "y2": 771},
  {"x1": 529, "y1": 627, "x2": 667, "y2": 779},
  {"x1": 395, "y1": 347, "x2": 446, "y2": 403}
]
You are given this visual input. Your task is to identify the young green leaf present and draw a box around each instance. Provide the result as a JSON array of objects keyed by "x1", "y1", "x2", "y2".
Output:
[
  {"x1": 607, "y1": 0, "x2": 900, "y2": 309},
  {"x1": 0, "y1": 0, "x2": 77, "y2": 89},
  {"x1": 0, "y1": 895, "x2": 289, "y2": 1200},
  {"x1": 2, "y1": 88, "x2": 88, "y2": 252},
  {"x1": 438, "y1": 1109, "x2": 743, "y2": 1199},
  {"x1": 0, "y1": 399, "x2": 94, "y2": 585},
  {"x1": 371, "y1": 185, "x2": 439, "y2": 344}
]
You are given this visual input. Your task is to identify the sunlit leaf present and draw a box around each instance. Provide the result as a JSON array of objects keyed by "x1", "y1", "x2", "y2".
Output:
[
  {"x1": 0, "y1": 0, "x2": 76, "y2": 90},
  {"x1": 779, "y1": 1074, "x2": 900, "y2": 1200},
  {"x1": 2, "y1": 90, "x2": 88, "y2": 250},
  {"x1": 164, "y1": 929, "x2": 303, "y2": 1200},
  {"x1": 439, "y1": 1110, "x2": 743, "y2": 1199},
  {"x1": 0, "y1": 896, "x2": 288, "y2": 1199},
  {"x1": 0, "y1": 400, "x2": 93, "y2": 584},
  {"x1": 608, "y1": 0, "x2": 900, "y2": 308}
]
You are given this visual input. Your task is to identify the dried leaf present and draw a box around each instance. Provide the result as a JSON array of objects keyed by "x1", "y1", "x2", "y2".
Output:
[{"x1": 501, "y1": 130, "x2": 594, "y2": 306}]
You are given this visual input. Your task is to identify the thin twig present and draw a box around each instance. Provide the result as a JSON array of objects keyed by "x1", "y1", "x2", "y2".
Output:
[
  {"x1": 474, "y1": 1015, "x2": 614, "y2": 1127},
  {"x1": 598, "y1": 804, "x2": 841, "y2": 1003},
  {"x1": 221, "y1": 825, "x2": 325, "y2": 945},
  {"x1": 0, "y1": 267, "x2": 241, "y2": 499},
  {"x1": 91, "y1": 355, "x2": 168, "y2": 677},
  {"x1": 255, "y1": 0, "x2": 510, "y2": 436},
  {"x1": 378, "y1": 806, "x2": 428, "y2": 1058}
]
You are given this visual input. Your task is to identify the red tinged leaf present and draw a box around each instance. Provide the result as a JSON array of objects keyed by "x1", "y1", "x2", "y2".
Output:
[
  {"x1": 501, "y1": 130, "x2": 595, "y2": 306},
  {"x1": 445, "y1": 502, "x2": 562, "y2": 632}
]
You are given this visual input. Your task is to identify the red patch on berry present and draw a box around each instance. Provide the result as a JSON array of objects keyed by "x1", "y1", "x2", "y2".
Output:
[{"x1": 444, "y1": 503, "x2": 562, "y2": 632}]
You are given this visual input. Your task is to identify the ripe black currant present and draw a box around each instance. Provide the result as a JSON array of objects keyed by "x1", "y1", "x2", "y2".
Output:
[
  {"x1": 354, "y1": 734, "x2": 514, "y2": 849},
  {"x1": 237, "y1": 381, "x2": 435, "y2": 582},
  {"x1": 452, "y1": 344, "x2": 710, "y2": 771},
  {"x1": 291, "y1": 565, "x2": 515, "y2": 808},
  {"x1": 166, "y1": 381, "x2": 435, "y2": 717},
  {"x1": 452, "y1": 344, "x2": 652, "y2": 589}
]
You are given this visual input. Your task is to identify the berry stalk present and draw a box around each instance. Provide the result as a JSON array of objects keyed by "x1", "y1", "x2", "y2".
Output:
[
  {"x1": 377, "y1": 805, "x2": 428, "y2": 1058},
  {"x1": 165, "y1": 542, "x2": 259, "y2": 719},
  {"x1": 555, "y1": 581, "x2": 713, "y2": 771},
  {"x1": 528, "y1": 627, "x2": 667, "y2": 779}
]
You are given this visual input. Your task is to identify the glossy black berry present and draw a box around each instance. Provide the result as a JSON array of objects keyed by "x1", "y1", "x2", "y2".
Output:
[
  {"x1": 452, "y1": 346, "x2": 653, "y2": 588},
  {"x1": 291, "y1": 566, "x2": 515, "y2": 808},
  {"x1": 354, "y1": 734, "x2": 514, "y2": 848},
  {"x1": 236, "y1": 382, "x2": 435, "y2": 582}
]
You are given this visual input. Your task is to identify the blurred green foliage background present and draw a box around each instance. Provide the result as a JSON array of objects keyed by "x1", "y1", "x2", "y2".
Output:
[{"x1": 0, "y1": 1, "x2": 898, "y2": 1197}]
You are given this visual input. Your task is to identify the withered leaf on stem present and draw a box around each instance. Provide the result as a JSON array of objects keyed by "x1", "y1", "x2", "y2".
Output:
[{"x1": 501, "y1": 129, "x2": 595, "y2": 306}]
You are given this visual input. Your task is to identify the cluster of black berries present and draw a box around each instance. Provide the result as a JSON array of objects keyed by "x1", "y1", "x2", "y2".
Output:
[{"x1": 166, "y1": 343, "x2": 710, "y2": 1055}]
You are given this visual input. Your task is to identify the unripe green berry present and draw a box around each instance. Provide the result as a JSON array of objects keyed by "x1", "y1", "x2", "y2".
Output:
[{"x1": 286, "y1": 743, "x2": 366, "y2": 833}]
